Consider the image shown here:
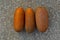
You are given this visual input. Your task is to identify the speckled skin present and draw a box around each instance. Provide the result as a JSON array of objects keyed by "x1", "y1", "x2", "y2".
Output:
[{"x1": 0, "y1": 0, "x2": 60, "y2": 40}]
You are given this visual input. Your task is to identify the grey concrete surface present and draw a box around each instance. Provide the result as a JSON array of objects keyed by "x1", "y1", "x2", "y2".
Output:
[{"x1": 0, "y1": 0, "x2": 60, "y2": 40}]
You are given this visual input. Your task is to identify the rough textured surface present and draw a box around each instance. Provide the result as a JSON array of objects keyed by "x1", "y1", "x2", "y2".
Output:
[{"x1": 0, "y1": 0, "x2": 60, "y2": 40}]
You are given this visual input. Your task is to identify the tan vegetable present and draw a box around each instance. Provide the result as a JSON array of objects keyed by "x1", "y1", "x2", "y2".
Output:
[
  {"x1": 14, "y1": 7, "x2": 25, "y2": 32},
  {"x1": 35, "y1": 7, "x2": 48, "y2": 32},
  {"x1": 25, "y1": 7, "x2": 35, "y2": 33}
]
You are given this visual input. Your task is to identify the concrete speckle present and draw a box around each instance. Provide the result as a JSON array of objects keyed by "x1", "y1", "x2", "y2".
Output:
[{"x1": 0, "y1": 0, "x2": 60, "y2": 40}]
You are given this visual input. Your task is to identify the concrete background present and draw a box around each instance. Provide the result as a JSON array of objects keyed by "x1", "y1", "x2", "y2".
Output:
[{"x1": 0, "y1": 0, "x2": 60, "y2": 40}]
